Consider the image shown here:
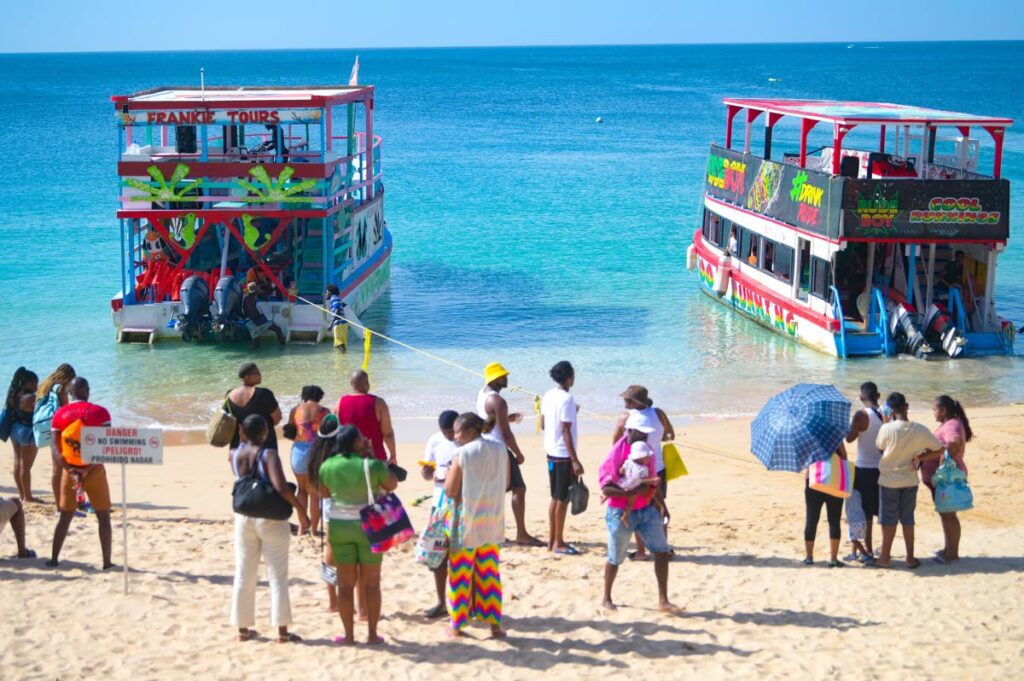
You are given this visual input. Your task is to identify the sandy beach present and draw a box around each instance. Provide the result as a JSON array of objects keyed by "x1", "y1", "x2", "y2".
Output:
[{"x1": 1, "y1": 405, "x2": 1022, "y2": 680}]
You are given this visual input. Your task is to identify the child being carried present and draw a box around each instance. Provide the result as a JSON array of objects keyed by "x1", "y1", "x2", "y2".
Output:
[{"x1": 610, "y1": 439, "x2": 663, "y2": 527}]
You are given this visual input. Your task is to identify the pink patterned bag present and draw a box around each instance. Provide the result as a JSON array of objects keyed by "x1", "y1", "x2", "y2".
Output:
[{"x1": 359, "y1": 458, "x2": 416, "y2": 553}]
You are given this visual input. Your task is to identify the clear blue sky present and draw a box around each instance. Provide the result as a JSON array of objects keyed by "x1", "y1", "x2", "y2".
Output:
[{"x1": 3, "y1": 0, "x2": 1022, "y2": 53}]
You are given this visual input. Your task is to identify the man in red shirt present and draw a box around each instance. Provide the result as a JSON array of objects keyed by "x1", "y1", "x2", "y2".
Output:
[
  {"x1": 46, "y1": 378, "x2": 113, "y2": 569},
  {"x1": 337, "y1": 370, "x2": 397, "y2": 464}
]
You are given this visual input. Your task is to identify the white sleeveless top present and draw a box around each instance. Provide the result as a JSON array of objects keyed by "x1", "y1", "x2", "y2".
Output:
[
  {"x1": 628, "y1": 407, "x2": 666, "y2": 472},
  {"x1": 457, "y1": 438, "x2": 508, "y2": 548},
  {"x1": 856, "y1": 407, "x2": 884, "y2": 468},
  {"x1": 476, "y1": 387, "x2": 506, "y2": 447}
]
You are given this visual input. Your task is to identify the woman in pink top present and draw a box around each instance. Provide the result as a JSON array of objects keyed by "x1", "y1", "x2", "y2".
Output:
[{"x1": 917, "y1": 395, "x2": 973, "y2": 564}]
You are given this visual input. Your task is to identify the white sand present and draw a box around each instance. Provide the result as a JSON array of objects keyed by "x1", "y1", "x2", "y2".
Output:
[{"x1": 1, "y1": 406, "x2": 1022, "y2": 679}]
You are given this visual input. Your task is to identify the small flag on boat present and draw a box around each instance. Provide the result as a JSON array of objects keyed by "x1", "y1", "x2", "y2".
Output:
[
  {"x1": 362, "y1": 328, "x2": 372, "y2": 371},
  {"x1": 348, "y1": 56, "x2": 360, "y2": 86}
]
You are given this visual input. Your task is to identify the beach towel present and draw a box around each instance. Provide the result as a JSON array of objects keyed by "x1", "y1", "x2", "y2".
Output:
[
  {"x1": 598, "y1": 436, "x2": 631, "y2": 489},
  {"x1": 846, "y1": 489, "x2": 867, "y2": 542}
]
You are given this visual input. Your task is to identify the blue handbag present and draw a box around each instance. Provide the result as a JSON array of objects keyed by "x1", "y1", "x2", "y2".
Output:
[{"x1": 932, "y1": 451, "x2": 974, "y2": 514}]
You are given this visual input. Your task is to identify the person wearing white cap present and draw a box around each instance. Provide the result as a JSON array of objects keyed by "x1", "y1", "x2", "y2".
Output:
[{"x1": 600, "y1": 413, "x2": 676, "y2": 612}]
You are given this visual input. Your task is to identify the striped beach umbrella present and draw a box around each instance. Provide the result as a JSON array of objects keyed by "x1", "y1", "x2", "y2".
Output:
[{"x1": 750, "y1": 384, "x2": 851, "y2": 472}]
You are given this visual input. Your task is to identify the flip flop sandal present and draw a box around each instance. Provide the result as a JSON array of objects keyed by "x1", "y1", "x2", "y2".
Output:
[
  {"x1": 277, "y1": 633, "x2": 302, "y2": 644},
  {"x1": 17, "y1": 549, "x2": 37, "y2": 559},
  {"x1": 828, "y1": 559, "x2": 846, "y2": 568},
  {"x1": 906, "y1": 560, "x2": 922, "y2": 570},
  {"x1": 424, "y1": 604, "x2": 447, "y2": 619},
  {"x1": 333, "y1": 636, "x2": 356, "y2": 645},
  {"x1": 629, "y1": 551, "x2": 651, "y2": 562},
  {"x1": 554, "y1": 546, "x2": 580, "y2": 556},
  {"x1": 933, "y1": 555, "x2": 948, "y2": 565},
  {"x1": 802, "y1": 558, "x2": 814, "y2": 565}
]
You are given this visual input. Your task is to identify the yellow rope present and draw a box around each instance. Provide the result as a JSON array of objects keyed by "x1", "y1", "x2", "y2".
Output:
[{"x1": 298, "y1": 293, "x2": 756, "y2": 466}]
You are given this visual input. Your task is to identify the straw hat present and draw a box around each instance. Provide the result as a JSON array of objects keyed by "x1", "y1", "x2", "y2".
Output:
[{"x1": 483, "y1": 362, "x2": 510, "y2": 385}]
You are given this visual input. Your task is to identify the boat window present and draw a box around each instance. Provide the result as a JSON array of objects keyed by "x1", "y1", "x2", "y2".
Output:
[
  {"x1": 772, "y1": 243, "x2": 794, "y2": 282},
  {"x1": 741, "y1": 230, "x2": 759, "y2": 267},
  {"x1": 810, "y1": 256, "x2": 831, "y2": 300},
  {"x1": 764, "y1": 242, "x2": 775, "y2": 272},
  {"x1": 703, "y1": 210, "x2": 725, "y2": 247},
  {"x1": 797, "y1": 240, "x2": 811, "y2": 301}
]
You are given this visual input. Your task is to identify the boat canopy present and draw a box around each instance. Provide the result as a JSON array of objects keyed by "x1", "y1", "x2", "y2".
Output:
[
  {"x1": 721, "y1": 98, "x2": 1013, "y2": 178},
  {"x1": 112, "y1": 85, "x2": 373, "y2": 110}
]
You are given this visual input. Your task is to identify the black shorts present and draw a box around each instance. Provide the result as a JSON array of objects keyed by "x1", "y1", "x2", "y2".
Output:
[
  {"x1": 854, "y1": 467, "x2": 880, "y2": 517},
  {"x1": 548, "y1": 457, "x2": 573, "y2": 502},
  {"x1": 506, "y1": 450, "x2": 525, "y2": 492}
]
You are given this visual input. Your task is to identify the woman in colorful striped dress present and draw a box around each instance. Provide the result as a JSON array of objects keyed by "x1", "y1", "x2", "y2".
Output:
[{"x1": 443, "y1": 413, "x2": 509, "y2": 639}]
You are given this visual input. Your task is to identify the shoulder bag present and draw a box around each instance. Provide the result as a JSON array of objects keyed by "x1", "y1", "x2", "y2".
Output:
[
  {"x1": 359, "y1": 457, "x2": 415, "y2": 553},
  {"x1": 208, "y1": 393, "x2": 238, "y2": 447},
  {"x1": 0, "y1": 407, "x2": 11, "y2": 443},
  {"x1": 415, "y1": 491, "x2": 450, "y2": 569},
  {"x1": 932, "y1": 451, "x2": 974, "y2": 514},
  {"x1": 568, "y1": 476, "x2": 590, "y2": 515},
  {"x1": 231, "y1": 449, "x2": 293, "y2": 520}
]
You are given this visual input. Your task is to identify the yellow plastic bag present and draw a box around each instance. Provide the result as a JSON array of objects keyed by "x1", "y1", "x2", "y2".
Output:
[{"x1": 663, "y1": 443, "x2": 688, "y2": 481}]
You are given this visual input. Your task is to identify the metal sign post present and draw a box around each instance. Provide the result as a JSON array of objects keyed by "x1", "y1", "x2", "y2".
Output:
[{"x1": 82, "y1": 426, "x2": 164, "y2": 594}]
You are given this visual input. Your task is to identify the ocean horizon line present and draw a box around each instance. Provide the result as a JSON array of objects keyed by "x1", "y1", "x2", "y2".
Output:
[{"x1": 3, "y1": 38, "x2": 1024, "y2": 58}]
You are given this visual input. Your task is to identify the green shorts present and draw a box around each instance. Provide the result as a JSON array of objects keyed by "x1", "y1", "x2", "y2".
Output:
[{"x1": 328, "y1": 519, "x2": 381, "y2": 566}]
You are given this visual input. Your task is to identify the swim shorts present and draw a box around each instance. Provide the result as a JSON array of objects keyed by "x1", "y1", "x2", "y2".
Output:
[
  {"x1": 506, "y1": 450, "x2": 525, "y2": 492},
  {"x1": 548, "y1": 456, "x2": 572, "y2": 502},
  {"x1": 879, "y1": 485, "x2": 917, "y2": 527},
  {"x1": 59, "y1": 466, "x2": 112, "y2": 513},
  {"x1": 854, "y1": 467, "x2": 880, "y2": 517}
]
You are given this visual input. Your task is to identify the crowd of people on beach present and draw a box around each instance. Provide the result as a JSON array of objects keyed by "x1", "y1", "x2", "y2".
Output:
[{"x1": 1, "y1": 362, "x2": 975, "y2": 646}]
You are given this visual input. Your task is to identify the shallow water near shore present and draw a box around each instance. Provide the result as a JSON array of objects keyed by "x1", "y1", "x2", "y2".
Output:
[{"x1": 0, "y1": 42, "x2": 1022, "y2": 428}]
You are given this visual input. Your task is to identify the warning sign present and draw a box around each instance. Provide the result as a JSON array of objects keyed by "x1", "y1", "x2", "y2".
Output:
[{"x1": 82, "y1": 427, "x2": 163, "y2": 465}]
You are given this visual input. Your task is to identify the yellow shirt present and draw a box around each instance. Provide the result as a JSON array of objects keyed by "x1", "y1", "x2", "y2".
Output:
[{"x1": 876, "y1": 421, "x2": 942, "y2": 488}]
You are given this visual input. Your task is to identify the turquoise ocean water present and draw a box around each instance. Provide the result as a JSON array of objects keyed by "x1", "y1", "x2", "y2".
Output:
[{"x1": 0, "y1": 43, "x2": 1021, "y2": 430}]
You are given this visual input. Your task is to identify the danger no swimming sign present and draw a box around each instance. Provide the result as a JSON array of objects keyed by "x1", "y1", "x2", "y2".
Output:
[{"x1": 81, "y1": 427, "x2": 164, "y2": 465}]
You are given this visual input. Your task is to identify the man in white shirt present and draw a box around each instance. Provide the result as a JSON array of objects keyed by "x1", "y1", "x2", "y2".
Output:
[
  {"x1": 420, "y1": 409, "x2": 459, "y2": 618},
  {"x1": 541, "y1": 361, "x2": 584, "y2": 555}
]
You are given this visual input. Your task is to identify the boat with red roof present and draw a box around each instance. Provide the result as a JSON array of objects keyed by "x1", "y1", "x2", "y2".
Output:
[
  {"x1": 689, "y1": 98, "x2": 1014, "y2": 358},
  {"x1": 110, "y1": 84, "x2": 390, "y2": 344}
]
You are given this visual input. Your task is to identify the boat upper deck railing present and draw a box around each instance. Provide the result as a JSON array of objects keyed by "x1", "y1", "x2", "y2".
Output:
[
  {"x1": 117, "y1": 133, "x2": 382, "y2": 217},
  {"x1": 704, "y1": 144, "x2": 1009, "y2": 243}
]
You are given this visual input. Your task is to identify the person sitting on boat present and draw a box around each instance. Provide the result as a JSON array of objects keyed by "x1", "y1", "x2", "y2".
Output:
[
  {"x1": 747, "y1": 241, "x2": 759, "y2": 266},
  {"x1": 245, "y1": 266, "x2": 274, "y2": 299},
  {"x1": 242, "y1": 282, "x2": 286, "y2": 348},
  {"x1": 728, "y1": 228, "x2": 738, "y2": 257}
]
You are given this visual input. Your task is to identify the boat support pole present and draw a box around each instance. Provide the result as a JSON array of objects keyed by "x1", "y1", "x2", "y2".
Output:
[
  {"x1": 985, "y1": 248, "x2": 997, "y2": 329},
  {"x1": 925, "y1": 244, "x2": 936, "y2": 310},
  {"x1": 219, "y1": 223, "x2": 230, "y2": 279}
]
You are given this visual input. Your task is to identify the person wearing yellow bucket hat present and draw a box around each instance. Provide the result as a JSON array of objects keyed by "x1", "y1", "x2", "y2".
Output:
[{"x1": 476, "y1": 363, "x2": 544, "y2": 547}]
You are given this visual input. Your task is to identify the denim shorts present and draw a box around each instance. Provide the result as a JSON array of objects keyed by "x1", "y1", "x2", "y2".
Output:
[
  {"x1": 290, "y1": 440, "x2": 314, "y2": 476},
  {"x1": 606, "y1": 504, "x2": 670, "y2": 565},
  {"x1": 10, "y1": 421, "x2": 35, "y2": 447},
  {"x1": 879, "y1": 485, "x2": 918, "y2": 526}
]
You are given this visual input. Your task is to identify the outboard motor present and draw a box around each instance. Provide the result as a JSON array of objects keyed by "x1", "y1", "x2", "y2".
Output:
[
  {"x1": 923, "y1": 304, "x2": 967, "y2": 358},
  {"x1": 887, "y1": 300, "x2": 932, "y2": 357},
  {"x1": 212, "y1": 275, "x2": 244, "y2": 341},
  {"x1": 177, "y1": 275, "x2": 211, "y2": 342}
]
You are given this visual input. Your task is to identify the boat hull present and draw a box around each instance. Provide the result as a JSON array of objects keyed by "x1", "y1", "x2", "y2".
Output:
[{"x1": 111, "y1": 228, "x2": 392, "y2": 342}]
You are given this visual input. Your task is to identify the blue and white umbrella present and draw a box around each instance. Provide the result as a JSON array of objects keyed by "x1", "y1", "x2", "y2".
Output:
[{"x1": 751, "y1": 384, "x2": 851, "y2": 472}]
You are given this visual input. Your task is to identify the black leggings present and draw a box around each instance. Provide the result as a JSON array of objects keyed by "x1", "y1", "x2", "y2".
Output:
[{"x1": 804, "y1": 482, "x2": 843, "y2": 541}]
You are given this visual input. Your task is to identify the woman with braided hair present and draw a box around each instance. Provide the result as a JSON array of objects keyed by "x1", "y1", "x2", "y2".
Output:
[
  {"x1": 3, "y1": 367, "x2": 41, "y2": 502},
  {"x1": 34, "y1": 363, "x2": 76, "y2": 500}
]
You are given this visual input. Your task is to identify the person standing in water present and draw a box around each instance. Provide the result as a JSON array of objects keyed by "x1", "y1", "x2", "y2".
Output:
[
  {"x1": 477, "y1": 363, "x2": 543, "y2": 547},
  {"x1": 845, "y1": 381, "x2": 884, "y2": 560},
  {"x1": 337, "y1": 370, "x2": 397, "y2": 464},
  {"x1": 325, "y1": 284, "x2": 349, "y2": 352}
]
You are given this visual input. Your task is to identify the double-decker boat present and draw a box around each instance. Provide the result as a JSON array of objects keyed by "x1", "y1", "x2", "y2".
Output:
[
  {"x1": 110, "y1": 84, "x2": 391, "y2": 343},
  {"x1": 689, "y1": 99, "x2": 1014, "y2": 358}
]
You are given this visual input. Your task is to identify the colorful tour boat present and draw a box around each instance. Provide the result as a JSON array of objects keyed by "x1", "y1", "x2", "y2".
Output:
[
  {"x1": 689, "y1": 98, "x2": 1014, "y2": 358},
  {"x1": 110, "y1": 84, "x2": 391, "y2": 343}
]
